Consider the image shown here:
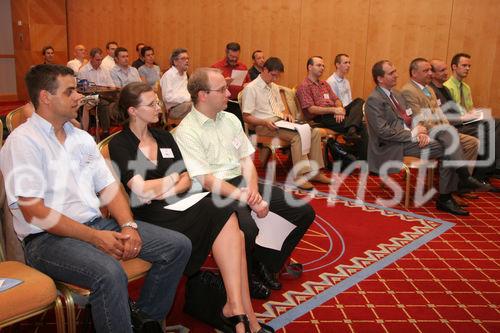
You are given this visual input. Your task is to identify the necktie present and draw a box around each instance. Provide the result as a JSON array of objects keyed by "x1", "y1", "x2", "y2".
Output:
[
  {"x1": 422, "y1": 87, "x2": 431, "y2": 97},
  {"x1": 268, "y1": 86, "x2": 283, "y2": 119},
  {"x1": 459, "y1": 81, "x2": 466, "y2": 108},
  {"x1": 389, "y1": 92, "x2": 412, "y2": 128}
]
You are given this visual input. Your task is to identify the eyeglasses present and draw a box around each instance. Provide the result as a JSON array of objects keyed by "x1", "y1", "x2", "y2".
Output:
[
  {"x1": 206, "y1": 85, "x2": 228, "y2": 94},
  {"x1": 137, "y1": 99, "x2": 163, "y2": 108}
]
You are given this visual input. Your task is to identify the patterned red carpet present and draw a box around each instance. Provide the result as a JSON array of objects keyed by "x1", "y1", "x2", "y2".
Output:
[{"x1": 5, "y1": 151, "x2": 500, "y2": 333}]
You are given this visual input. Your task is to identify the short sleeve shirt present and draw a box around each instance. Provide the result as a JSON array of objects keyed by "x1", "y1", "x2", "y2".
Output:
[
  {"x1": 173, "y1": 108, "x2": 255, "y2": 180},
  {"x1": 0, "y1": 113, "x2": 115, "y2": 240},
  {"x1": 296, "y1": 77, "x2": 341, "y2": 120}
]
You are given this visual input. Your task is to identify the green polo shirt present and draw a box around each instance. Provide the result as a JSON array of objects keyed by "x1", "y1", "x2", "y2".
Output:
[
  {"x1": 443, "y1": 76, "x2": 473, "y2": 113},
  {"x1": 173, "y1": 107, "x2": 255, "y2": 180}
]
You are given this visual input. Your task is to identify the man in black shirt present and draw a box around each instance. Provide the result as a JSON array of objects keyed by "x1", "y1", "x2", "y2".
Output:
[
  {"x1": 248, "y1": 50, "x2": 265, "y2": 81},
  {"x1": 131, "y1": 42, "x2": 145, "y2": 69}
]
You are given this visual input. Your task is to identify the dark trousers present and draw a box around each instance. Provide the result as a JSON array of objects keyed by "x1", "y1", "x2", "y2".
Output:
[
  {"x1": 313, "y1": 98, "x2": 365, "y2": 133},
  {"x1": 402, "y1": 128, "x2": 465, "y2": 194},
  {"x1": 226, "y1": 100, "x2": 244, "y2": 129},
  {"x1": 313, "y1": 98, "x2": 368, "y2": 159},
  {"x1": 456, "y1": 118, "x2": 500, "y2": 178},
  {"x1": 227, "y1": 176, "x2": 315, "y2": 274}
]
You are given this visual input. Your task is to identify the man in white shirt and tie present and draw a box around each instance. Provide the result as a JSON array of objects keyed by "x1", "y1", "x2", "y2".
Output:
[
  {"x1": 160, "y1": 48, "x2": 192, "y2": 120},
  {"x1": 241, "y1": 57, "x2": 332, "y2": 190}
]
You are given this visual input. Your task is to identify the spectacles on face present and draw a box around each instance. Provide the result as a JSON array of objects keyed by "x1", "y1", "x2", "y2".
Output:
[
  {"x1": 137, "y1": 99, "x2": 163, "y2": 108},
  {"x1": 206, "y1": 85, "x2": 228, "y2": 94}
]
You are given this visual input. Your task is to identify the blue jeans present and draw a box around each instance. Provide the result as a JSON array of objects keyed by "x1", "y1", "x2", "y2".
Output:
[{"x1": 24, "y1": 217, "x2": 191, "y2": 333}]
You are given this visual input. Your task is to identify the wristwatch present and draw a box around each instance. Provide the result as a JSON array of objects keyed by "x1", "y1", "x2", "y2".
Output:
[{"x1": 121, "y1": 221, "x2": 138, "y2": 230}]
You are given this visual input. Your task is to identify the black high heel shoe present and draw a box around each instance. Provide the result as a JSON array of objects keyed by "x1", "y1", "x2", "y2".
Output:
[
  {"x1": 254, "y1": 322, "x2": 275, "y2": 333},
  {"x1": 220, "y1": 311, "x2": 251, "y2": 333}
]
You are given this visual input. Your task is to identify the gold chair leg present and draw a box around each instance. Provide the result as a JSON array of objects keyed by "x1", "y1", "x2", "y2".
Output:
[
  {"x1": 404, "y1": 166, "x2": 411, "y2": 208},
  {"x1": 54, "y1": 296, "x2": 66, "y2": 333},
  {"x1": 57, "y1": 284, "x2": 76, "y2": 333}
]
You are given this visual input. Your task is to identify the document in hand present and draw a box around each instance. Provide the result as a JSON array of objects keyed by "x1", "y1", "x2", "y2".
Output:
[
  {"x1": 230, "y1": 70, "x2": 247, "y2": 86},
  {"x1": 251, "y1": 211, "x2": 297, "y2": 251},
  {"x1": 0, "y1": 278, "x2": 23, "y2": 292},
  {"x1": 164, "y1": 192, "x2": 210, "y2": 211},
  {"x1": 274, "y1": 120, "x2": 312, "y2": 155},
  {"x1": 462, "y1": 109, "x2": 485, "y2": 125}
]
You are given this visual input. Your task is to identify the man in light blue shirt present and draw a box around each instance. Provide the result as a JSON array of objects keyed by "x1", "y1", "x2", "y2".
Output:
[{"x1": 110, "y1": 47, "x2": 141, "y2": 88}]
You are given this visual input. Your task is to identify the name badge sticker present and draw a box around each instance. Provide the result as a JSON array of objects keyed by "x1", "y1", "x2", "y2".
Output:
[
  {"x1": 160, "y1": 148, "x2": 174, "y2": 158},
  {"x1": 437, "y1": 99, "x2": 442, "y2": 106},
  {"x1": 406, "y1": 108, "x2": 413, "y2": 116},
  {"x1": 232, "y1": 137, "x2": 241, "y2": 149},
  {"x1": 323, "y1": 93, "x2": 330, "y2": 100}
]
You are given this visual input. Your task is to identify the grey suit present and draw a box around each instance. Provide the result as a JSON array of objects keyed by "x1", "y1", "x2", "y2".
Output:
[{"x1": 365, "y1": 86, "x2": 459, "y2": 194}]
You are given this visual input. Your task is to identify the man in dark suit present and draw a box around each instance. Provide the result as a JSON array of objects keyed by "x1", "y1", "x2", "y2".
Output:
[{"x1": 365, "y1": 60, "x2": 479, "y2": 215}]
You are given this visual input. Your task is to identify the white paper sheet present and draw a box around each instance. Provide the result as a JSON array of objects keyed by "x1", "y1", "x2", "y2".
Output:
[
  {"x1": 274, "y1": 120, "x2": 312, "y2": 155},
  {"x1": 230, "y1": 70, "x2": 247, "y2": 86},
  {"x1": 164, "y1": 192, "x2": 210, "y2": 211},
  {"x1": 251, "y1": 211, "x2": 297, "y2": 251},
  {"x1": 462, "y1": 109, "x2": 484, "y2": 125}
]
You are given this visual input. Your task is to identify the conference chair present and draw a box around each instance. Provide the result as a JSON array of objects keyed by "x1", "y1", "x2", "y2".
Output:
[
  {"x1": 6, "y1": 104, "x2": 30, "y2": 133},
  {"x1": 0, "y1": 172, "x2": 66, "y2": 332},
  {"x1": 54, "y1": 130, "x2": 153, "y2": 333}
]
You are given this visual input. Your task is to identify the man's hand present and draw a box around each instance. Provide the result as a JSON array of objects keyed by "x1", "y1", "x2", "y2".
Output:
[
  {"x1": 121, "y1": 227, "x2": 142, "y2": 260},
  {"x1": 224, "y1": 77, "x2": 234, "y2": 86},
  {"x1": 333, "y1": 107, "x2": 346, "y2": 123},
  {"x1": 334, "y1": 114, "x2": 345, "y2": 123},
  {"x1": 283, "y1": 113, "x2": 295, "y2": 122},
  {"x1": 262, "y1": 119, "x2": 278, "y2": 131},
  {"x1": 90, "y1": 229, "x2": 130, "y2": 260},
  {"x1": 416, "y1": 133, "x2": 430, "y2": 147},
  {"x1": 250, "y1": 200, "x2": 269, "y2": 218},
  {"x1": 414, "y1": 124, "x2": 428, "y2": 135},
  {"x1": 241, "y1": 187, "x2": 262, "y2": 206}
]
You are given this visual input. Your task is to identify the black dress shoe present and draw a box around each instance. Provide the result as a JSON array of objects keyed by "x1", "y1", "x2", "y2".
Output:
[
  {"x1": 436, "y1": 198, "x2": 470, "y2": 216},
  {"x1": 256, "y1": 262, "x2": 282, "y2": 290},
  {"x1": 460, "y1": 176, "x2": 492, "y2": 192},
  {"x1": 249, "y1": 276, "x2": 271, "y2": 299},
  {"x1": 255, "y1": 323, "x2": 275, "y2": 333}
]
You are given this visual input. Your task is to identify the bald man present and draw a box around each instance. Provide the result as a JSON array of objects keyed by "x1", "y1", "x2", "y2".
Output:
[{"x1": 67, "y1": 44, "x2": 88, "y2": 73}]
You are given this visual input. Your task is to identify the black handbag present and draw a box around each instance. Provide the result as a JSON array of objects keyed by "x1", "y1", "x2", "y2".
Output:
[
  {"x1": 129, "y1": 299, "x2": 163, "y2": 333},
  {"x1": 183, "y1": 270, "x2": 228, "y2": 331}
]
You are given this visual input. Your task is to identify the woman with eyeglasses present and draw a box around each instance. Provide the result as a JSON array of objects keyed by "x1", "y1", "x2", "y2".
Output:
[{"x1": 108, "y1": 82, "x2": 273, "y2": 333}]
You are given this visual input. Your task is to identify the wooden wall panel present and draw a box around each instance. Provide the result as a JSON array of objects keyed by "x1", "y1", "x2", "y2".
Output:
[
  {"x1": 363, "y1": 0, "x2": 453, "y2": 97},
  {"x1": 23, "y1": 0, "x2": 497, "y2": 114},
  {"x1": 447, "y1": 0, "x2": 500, "y2": 114},
  {"x1": 297, "y1": 0, "x2": 370, "y2": 96}
]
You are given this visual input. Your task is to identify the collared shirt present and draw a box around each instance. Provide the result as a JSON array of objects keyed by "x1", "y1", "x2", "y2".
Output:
[
  {"x1": 326, "y1": 72, "x2": 352, "y2": 106},
  {"x1": 77, "y1": 63, "x2": 115, "y2": 87},
  {"x1": 211, "y1": 57, "x2": 250, "y2": 100},
  {"x1": 241, "y1": 75, "x2": 285, "y2": 119},
  {"x1": 110, "y1": 65, "x2": 141, "y2": 88},
  {"x1": 296, "y1": 77, "x2": 341, "y2": 120},
  {"x1": 160, "y1": 66, "x2": 191, "y2": 109},
  {"x1": 443, "y1": 76, "x2": 473, "y2": 113},
  {"x1": 100, "y1": 55, "x2": 115, "y2": 71},
  {"x1": 173, "y1": 107, "x2": 255, "y2": 180},
  {"x1": 0, "y1": 113, "x2": 115, "y2": 240},
  {"x1": 67, "y1": 58, "x2": 84, "y2": 73},
  {"x1": 138, "y1": 64, "x2": 161, "y2": 88}
]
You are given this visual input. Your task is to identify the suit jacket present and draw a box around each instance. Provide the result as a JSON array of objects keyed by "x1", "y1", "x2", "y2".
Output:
[
  {"x1": 401, "y1": 81, "x2": 448, "y2": 130},
  {"x1": 365, "y1": 86, "x2": 412, "y2": 173}
]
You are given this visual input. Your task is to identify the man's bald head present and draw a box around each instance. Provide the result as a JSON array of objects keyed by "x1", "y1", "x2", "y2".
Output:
[{"x1": 430, "y1": 59, "x2": 449, "y2": 84}]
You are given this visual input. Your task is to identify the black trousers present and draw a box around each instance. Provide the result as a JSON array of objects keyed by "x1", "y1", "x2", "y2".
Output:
[
  {"x1": 456, "y1": 118, "x2": 500, "y2": 178},
  {"x1": 313, "y1": 98, "x2": 368, "y2": 160},
  {"x1": 225, "y1": 100, "x2": 244, "y2": 129},
  {"x1": 227, "y1": 176, "x2": 315, "y2": 274}
]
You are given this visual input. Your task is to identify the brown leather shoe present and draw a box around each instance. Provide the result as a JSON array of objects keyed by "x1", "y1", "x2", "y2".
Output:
[
  {"x1": 310, "y1": 173, "x2": 333, "y2": 184},
  {"x1": 293, "y1": 178, "x2": 314, "y2": 190}
]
